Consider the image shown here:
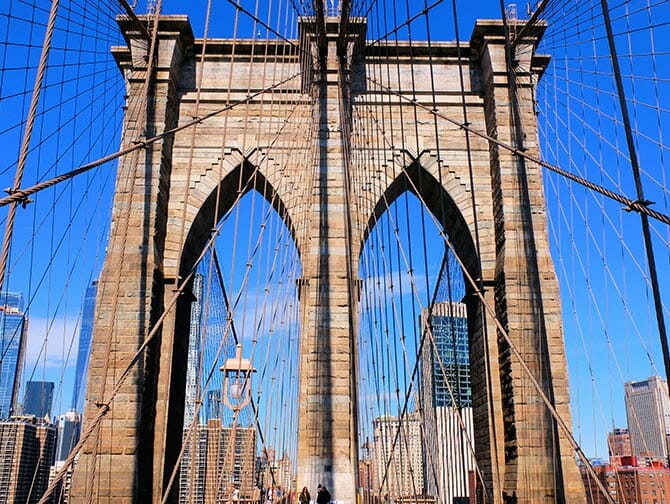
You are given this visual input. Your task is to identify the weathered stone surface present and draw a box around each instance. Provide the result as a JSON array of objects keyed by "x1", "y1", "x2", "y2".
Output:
[{"x1": 70, "y1": 14, "x2": 583, "y2": 504}]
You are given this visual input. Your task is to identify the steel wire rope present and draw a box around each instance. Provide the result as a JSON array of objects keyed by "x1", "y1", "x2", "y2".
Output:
[
  {"x1": 1, "y1": 125, "x2": 117, "y2": 296},
  {"x1": 250, "y1": 195, "x2": 298, "y2": 469},
  {"x1": 364, "y1": 76, "x2": 670, "y2": 225},
  {"x1": 540, "y1": 0, "x2": 667, "y2": 460},
  {"x1": 349, "y1": 11, "x2": 390, "y2": 495},
  {"x1": 0, "y1": 0, "x2": 59, "y2": 297},
  {"x1": 224, "y1": 188, "x2": 299, "y2": 489},
  {"x1": 337, "y1": 19, "x2": 370, "y2": 500},
  {"x1": 355, "y1": 2, "x2": 417, "y2": 493},
  {"x1": 171, "y1": 0, "x2": 213, "y2": 347},
  {"x1": 398, "y1": 13, "x2": 435, "y2": 498},
  {"x1": 209, "y1": 79, "x2": 308, "y2": 500},
  {"x1": 0, "y1": 0, "x2": 119, "y2": 444},
  {"x1": 423, "y1": 254, "x2": 485, "y2": 503},
  {"x1": 535, "y1": 108, "x2": 668, "y2": 287},
  {"x1": 0, "y1": 9, "x2": 109, "y2": 492},
  {"x1": 161, "y1": 164, "x2": 300, "y2": 501},
  {"x1": 0, "y1": 70, "x2": 305, "y2": 209},
  {"x1": 542, "y1": 149, "x2": 645, "y2": 467},
  {"x1": 0, "y1": 0, "x2": 120, "y2": 423},
  {"x1": 231, "y1": 7, "x2": 267, "y2": 475},
  {"x1": 539, "y1": 103, "x2": 665, "y2": 479},
  {"x1": 448, "y1": 0, "x2": 503, "y2": 495},
  {"x1": 353, "y1": 75, "x2": 616, "y2": 500},
  {"x1": 40, "y1": 158, "x2": 270, "y2": 504},
  {"x1": 353, "y1": 101, "x2": 490, "y2": 503},
  {"x1": 364, "y1": 0, "x2": 445, "y2": 48},
  {"x1": 546, "y1": 159, "x2": 659, "y2": 375},
  {"x1": 501, "y1": 4, "x2": 559, "y2": 494},
  {"x1": 18, "y1": 165, "x2": 113, "y2": 403},
  {"x1": 0, "y1": 1, "x2": 120, "y2": 36},
  {"x1": 401, "y1": 135, "x2": 621, "y2": 504},
  {"x1": 421, "y1": 0, "x2": 490, "y2": 498},
  {"x1": 231, "y1": 0, "x2": 298, "y2": 490},
  {"x1": 174, "y1": 0, "x2": 218, "y2": 489},
  {"x1": 186, "y1": 7, "x2": 304, "y2": 492},
  {"x1": 356, "y1": 171, "x2": 431, "y2": 499},
  {"x1": 370, "y1": 1, "x2": 409, "y2": 494},
  {"x1": 80, "y1": 1, "x2": 165, "y2": 497},
  {"x1": 540, "y1": 0, "x2": 670, "y2": 209},
  {"x1": 385, "y1": 10, "x2": 413, "y2": 498},
  {"x1": 602, "y1": 0, "x2": 670, "y2": 396}
]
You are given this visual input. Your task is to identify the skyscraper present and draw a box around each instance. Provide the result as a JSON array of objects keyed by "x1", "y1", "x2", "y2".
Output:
[
  {"x1": 185, "y1": 273, "x2": 204, "y2": 427},
  {"x1": 0, "y1": 292, "x2": 27, "y2": 419},
  {"x1": 23, "y1": 380, "x2": 54, "y2": 418},
  {"x1": 71, "y1": 282, "x2": 97, "y2": 414},
  {"x1": 373, "y1": 412, "x2": 424, "y2": 499},
  {"x1": 421, "y1": 302, "x2": 475, "y2": 504},
  {"x1": 608, "y1": 428, "x2": 632, "y2": 459},
  {"x1": 179, "y1": 419, "x2": 257, "y2": 503},
  {"x1": 55, "y1": 410, "x2": 82, "y2": 462},
  {"x1": 624, "y1": 376, "x2": 670, "y2": 461},
  {"x1": 0, "y1": 415, "x2": 57, "y2": 503}
]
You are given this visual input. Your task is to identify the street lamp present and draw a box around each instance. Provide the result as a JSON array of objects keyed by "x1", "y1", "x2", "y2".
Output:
[{"x1": 220, "y1": 344, "x2": 256, "y2": 412}]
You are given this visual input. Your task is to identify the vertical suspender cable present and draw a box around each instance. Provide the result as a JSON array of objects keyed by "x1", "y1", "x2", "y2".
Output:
[
  {"x1": 0, "y1": 0, "x2": 60, "y2": 294},
  {"x1": 599, "y1": 0, "x2": 670, "y2": 396}
]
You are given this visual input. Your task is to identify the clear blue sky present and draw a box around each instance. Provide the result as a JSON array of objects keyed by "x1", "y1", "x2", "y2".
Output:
[{"x1": 1, "y1": 0, "x2": 668, "y2": 464}]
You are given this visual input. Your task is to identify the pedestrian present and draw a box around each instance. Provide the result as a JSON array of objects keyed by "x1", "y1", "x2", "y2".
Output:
[
  {"x1": 299, "y1": 486, "x2": 311, "y2": 504},
  {"x1": 316, "y1": 485, "x2": 330, "y2": 504},
  {"x1": 231, "y1": 485, "x2": 240, "y2": 504}
]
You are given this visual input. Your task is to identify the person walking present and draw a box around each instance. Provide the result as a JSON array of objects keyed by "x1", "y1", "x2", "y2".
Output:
[
  {"x1": 299, "y1": 487, "x2": 311, "y2": 504},
  {"x1": 316, "y1": 485, "x2": 330, "y2": 504}
]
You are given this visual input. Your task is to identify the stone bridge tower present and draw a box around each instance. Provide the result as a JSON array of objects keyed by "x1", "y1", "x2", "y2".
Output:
[{"x1": 69, "y1": 14, "x2": 585, "y2": 504}]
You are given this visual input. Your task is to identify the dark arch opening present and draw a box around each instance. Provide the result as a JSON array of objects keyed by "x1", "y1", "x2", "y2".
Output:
[
  {"x1": 161, "y1": 161, "x2": 300, "y2": 499},
  {"x1": 180, "y1": 160, "x2": 298, "y2": 277},
  {"x1": 358, "y1": 161, "x2": 494, "y2": 503},
  {"x1": 361, "y1": 160, "x2": 479, "y2": 283}
]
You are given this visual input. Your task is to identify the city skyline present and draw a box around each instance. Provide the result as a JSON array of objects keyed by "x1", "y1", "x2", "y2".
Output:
[{"x1": 0, "y1": 6, "x2": 668, "y2": 504}]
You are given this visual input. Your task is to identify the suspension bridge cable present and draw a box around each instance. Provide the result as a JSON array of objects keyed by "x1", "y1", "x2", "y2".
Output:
[
  {"x1": 0, "y1": 0, "x2": 59, "y2": 295},
  {"x1": 366, "y1": 75, "x2": 670, "y2": 226},
  {"x1": 599, "y1": 0, "x2": 670, "y2": 398},
  {"x1": 0, "y1": 71, "x2": 304, "y2": 209}
]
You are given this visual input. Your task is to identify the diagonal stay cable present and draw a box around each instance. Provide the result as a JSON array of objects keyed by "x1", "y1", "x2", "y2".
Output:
[
  {"x1": 366, "y1": 76, "x2": 670, "y2": 226},
  {"x1": 0, "y1": 0, "x2": 60, "y2": 295},
  {"x1": 355, "y1": 86, "x2": 614, "y2": 500},
  {"x1": 116, "y1": 0, "x2": 151, "y2": 39},
  {"x1": 222, "y1": 0, "x2": 298, "y2": 49},
  {"x1": 600, "y1": 0, "x2": 670, "y2": 405},
  {"x1": 0, "y1": 71, "x2": 304, "y2": 209},
  {"x1": 365, "y1": 0, "x2": 445, "y2": 48},
  {"x1": 37, "y1": 161, "x2": 267, "y2": 504}
]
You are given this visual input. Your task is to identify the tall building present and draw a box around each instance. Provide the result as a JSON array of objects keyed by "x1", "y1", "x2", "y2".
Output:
[
  {"x1": 373, "y1": 412, "x2": 424, "y2": 499},
  {"x1": 581, "y1": 458, "x2": 670, "y2": 504},
  {"x1": 179, "y1": 419, "x2": 257, "y2": 503},
  {"x1": 185, "y1": 273, "x2": 204, "y2": 427},
  {"x1": 359, "y1": 439, "x2": 376, "y2": 492},
  {"x1": 275, "y1": 453, "x2": 294, "y2": 491},
  {"x1": 421, "y1": 302, "x2": 475, "y2": 504},
  {"x1": 0, "y1": 292, "x2": 27, "y2": 419},
  {"x1": 206, "y1": 389, "x2": 222, "y2": 421},
  {"x1": 55, "y1": 410, "x2": 81, "y2": 462},
  {"x1": 0, "y1": 415, "x2": 57, "y2": 503},
  {"x1": 624, "y1": 376, "x2": 670, "y2": 460},
  {"x1": 71, "y1": 282, "x2": 97, "y2": 414},
  {"x1": 48, "y1": 458, "x2": 77, "y2": 504},
  {"x1": 608, "y1": 428, "x2": 632, "y2": 458},
  {"x1": 23, "y1": 380, "x2": 54, "y2": 418}
]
